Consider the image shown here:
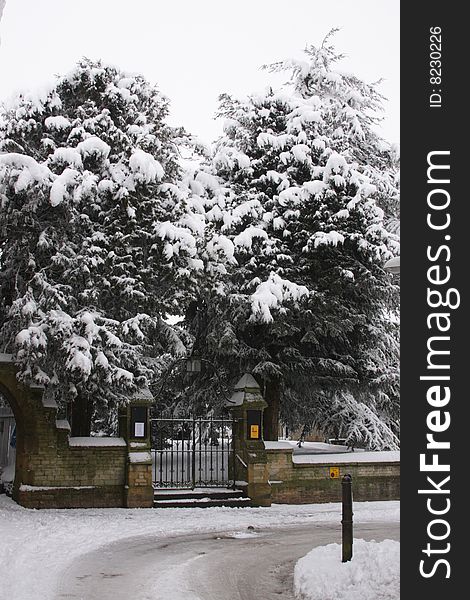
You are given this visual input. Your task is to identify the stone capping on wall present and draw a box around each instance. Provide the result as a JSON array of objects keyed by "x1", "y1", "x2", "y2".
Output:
[
  {"x1": 128, "y1": 451, "x2": 152, "y2": 463},
  {"x1": 56, "y1": 419, "x2": 71, "y2": 431}
]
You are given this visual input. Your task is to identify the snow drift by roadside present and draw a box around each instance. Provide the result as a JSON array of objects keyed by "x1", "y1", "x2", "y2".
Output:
[
  {"x1": 0, "y1": 496, "x2": 398, "y2": 600},
  {"x1": 294, "y1": 538, "x2": 399, "y2": 600}
]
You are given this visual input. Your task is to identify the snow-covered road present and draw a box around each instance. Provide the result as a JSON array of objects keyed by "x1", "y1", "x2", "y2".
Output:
[{"x1": 55, "y1": 521, "x2": 400, "y2": 600}]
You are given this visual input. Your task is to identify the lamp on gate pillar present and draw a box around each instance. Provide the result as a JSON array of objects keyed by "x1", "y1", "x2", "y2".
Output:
[
  {"x1": 384, "y1": 256, "x2": 400, "y2": 275},
  {"x1": 186, "y1": 357, "x2": 202, "y2": 374}
]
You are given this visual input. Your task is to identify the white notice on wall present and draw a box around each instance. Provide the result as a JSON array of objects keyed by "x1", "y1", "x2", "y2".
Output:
[{"x1": 134, "y1": 422, "x2": 145, "y2": 437}]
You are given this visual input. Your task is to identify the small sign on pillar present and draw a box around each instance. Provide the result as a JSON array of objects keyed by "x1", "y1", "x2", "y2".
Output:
[
  {"x1": 130, "y1": 405, "x2": 148, "y2": 439},
  {"x1": 247, "y1": 409, "x2": 262, "y2": 440}
]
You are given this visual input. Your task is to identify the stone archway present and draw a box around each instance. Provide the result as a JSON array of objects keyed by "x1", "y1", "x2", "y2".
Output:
[
  {"x1": 0, "y1": 388, "x2": 15, "y2": 489},
  {"x1": 0, "y1": 353, "x2": 132, "y2": 509},
  {"x1": 0, "y1": 353, "x2": 58, "y2": 503},
  {"x1": 0, "y1": 388, "x2": 16, "y2": 490}
]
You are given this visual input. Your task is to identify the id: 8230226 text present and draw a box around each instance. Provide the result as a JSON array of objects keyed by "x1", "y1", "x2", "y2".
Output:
[{"x1": 429, "y1": 26, "x2": 442, "y2": 108}]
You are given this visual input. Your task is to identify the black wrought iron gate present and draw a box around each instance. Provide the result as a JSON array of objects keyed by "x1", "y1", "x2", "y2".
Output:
[{"x1": 150, "y1": 414, "x2": 236, "y2": 489}]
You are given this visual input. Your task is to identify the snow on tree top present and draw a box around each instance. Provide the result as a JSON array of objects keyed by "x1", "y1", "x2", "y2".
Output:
[
  {"x1": 233, "y1": 226, "x2": 268, "y2": 250},
  {"x1": 76, "y1": 136, "x2": 111, "y2": 159},
  {"x1": 129, "y1": 148, "x2": 164, "y2": 183},
  {"x1": 49, "y1": 168, "x2": 79, "y2": 206},
  {"x1": 44, "y1": 116, "x2": 72, "y2": 131},
  {"x1": 0, "y1": 153, "x2": 54, "y2": 191}
]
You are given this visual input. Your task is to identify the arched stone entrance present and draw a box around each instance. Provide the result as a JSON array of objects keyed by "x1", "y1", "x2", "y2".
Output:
[
  {"x1": 0, "y1": 353, "x2": 133, "y2": 509},
  {"x1": 0, "y1": 390, "x2": 16, "y2": 490},
  {"x1": 0, "y1": 353, "x2": 64, "y2": 504}
]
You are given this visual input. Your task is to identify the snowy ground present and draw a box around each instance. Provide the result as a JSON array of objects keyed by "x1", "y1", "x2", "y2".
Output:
[
  {"x1": 0, "y1": 495, "x2": 399, "y2": 600},
  {"x1": 294, "y1": 538, "x2": 400, "y2": 600}
]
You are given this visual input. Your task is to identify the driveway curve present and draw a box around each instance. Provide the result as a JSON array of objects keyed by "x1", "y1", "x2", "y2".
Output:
[{"x1": 55, "y1": 520, "x2": 399, "y2": 600}]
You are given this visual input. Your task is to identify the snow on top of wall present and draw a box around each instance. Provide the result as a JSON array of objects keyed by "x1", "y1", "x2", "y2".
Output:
[
  {"x1": 293, "y1": 450, "x2": 400, "y2": 465},
  {"x1": 68, "y1": 437, "x2": 127, "y2": 447},
  {"x1": 19, "y1": 485, "x2": 96, "y2": 492},
  {"x1": 264, "y1": 441, "x2": 293, "y2": 451},
  {"x1": 265, "y1": 441, "x2": 400, "y2": 464}
]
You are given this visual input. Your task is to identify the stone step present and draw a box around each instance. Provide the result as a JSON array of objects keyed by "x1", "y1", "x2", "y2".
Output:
[
  {"x1": 153, "y1": 496, "x2": 252, "y2": 509},
  {"x1": 153, "y1": 487, "x2": 251, "y2": 508},
  {"x1": 153, "y1": 488, "x2": 246, "y2": 502}
]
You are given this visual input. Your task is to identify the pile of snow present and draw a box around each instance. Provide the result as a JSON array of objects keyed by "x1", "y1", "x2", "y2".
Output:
[
  {"x1": 294, "y1": 538, "x2": 399, "y2": 600},
  {"x1": 0, "y1": 497, "x2": 398, "y2": 600}
]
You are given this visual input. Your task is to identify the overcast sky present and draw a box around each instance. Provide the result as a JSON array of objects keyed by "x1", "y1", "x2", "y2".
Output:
[{"x1": 0, "y1": 0, "x2": 399, "y2": 145}]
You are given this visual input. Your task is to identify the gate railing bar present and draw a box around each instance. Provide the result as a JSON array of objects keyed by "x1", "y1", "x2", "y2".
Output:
[
  {"x1": 215, "y1": 420, "x2": 218, "y2": 484},
  {"x1": 236, "y1": 453, "x2": 248, "y2": 468},
  {"x1": 198, "y1": 416, "x2": 202, "y2": 486},
  {"x1": 191, "y1": 415, "x2": 196, "y2": 490},
  {"x1": 170, "y1": 416, "x2": 174, "y2": 487}
]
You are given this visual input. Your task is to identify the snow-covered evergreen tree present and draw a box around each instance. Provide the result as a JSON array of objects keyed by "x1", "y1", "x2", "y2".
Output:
[
  {"x1": 0, "y1": 60, "x2": 208, "y2": 434},
  {"x1": 185, "y1": 33, "x2": 400, "y2": 449}
]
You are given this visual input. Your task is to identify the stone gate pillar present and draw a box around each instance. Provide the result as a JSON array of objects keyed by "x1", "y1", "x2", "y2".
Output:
[
  {"x1": 118, "y1": 388, "x2": 154, "y2": 508},
  {"x1": 226, "y1": 374, "x2": 271, "y2": 507}
]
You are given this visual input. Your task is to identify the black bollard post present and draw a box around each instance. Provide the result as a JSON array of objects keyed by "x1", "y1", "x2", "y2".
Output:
[{"x1": 341, "y1": 473, "x2": 353, "y2": 562}]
